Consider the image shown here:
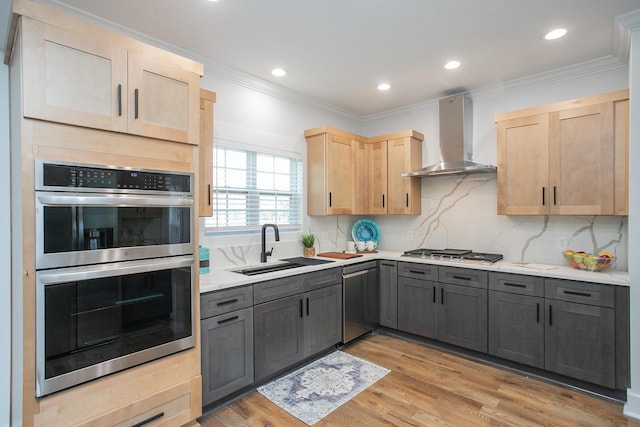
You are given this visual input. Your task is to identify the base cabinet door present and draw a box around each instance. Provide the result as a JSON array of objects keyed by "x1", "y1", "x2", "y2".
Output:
[
  {"x1": 545, "y1": 300, "x2": 615, "y2": 388},
  {"x1": 488, "y1": 291, "x2": 544, "y2": 368},
  {"x1": 379, "y1": 261, "x2": 398, "y2": 328},
  {"x1": 201, "y1": 307, "x2": 254, "y2": 406},
  {"x1": 305, "y1": 284, "x2": 341, "y2": 355},
  {"x1": 438, "y1": 283, "x2": 488, "y2": 352},
  {"x1": 398, "y1": 277, "x2": 437, "y2": 339},
  {"x1": 254, "y1": 295, "x2": 305, "y2": 381}
]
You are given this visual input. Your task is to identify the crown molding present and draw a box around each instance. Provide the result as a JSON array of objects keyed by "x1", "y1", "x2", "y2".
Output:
[{"x1": 363, "y1": 55, "x2": 627, "y2": 122}]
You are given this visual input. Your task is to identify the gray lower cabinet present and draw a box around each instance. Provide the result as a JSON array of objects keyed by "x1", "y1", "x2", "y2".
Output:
[
  {"x1": 379, "y1": 260, "x2": 398, "y2": 328},
  {"x1": 397, "y1": 263, "x2": 488, "y2": 353},
  {"x1": 488, "y1": 272, "x2": 544, "y2": 368},
  {"x1": 254, "y1": 293, "x2": 305, "y2": 381},
  {"x1": 254, "y1": 279, "x2": 341, "y2": 381},
  {"x1": 201, "y1": 286, "x2": 254, "y2": 406},
  {"x1": 438, "y1": 282, "x2": 488, "y2": 352},
  {"x1": 545, "y1": 279, "x2": 616, "y2": 388},
  {"x1": 397, "y1": 277, "x2": 437, "y2": 338}
]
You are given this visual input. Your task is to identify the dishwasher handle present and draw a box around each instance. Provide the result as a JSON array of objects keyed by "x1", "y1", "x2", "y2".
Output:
[{"x1": 342, "y1": 270, "x2": 369, "y2": 279}]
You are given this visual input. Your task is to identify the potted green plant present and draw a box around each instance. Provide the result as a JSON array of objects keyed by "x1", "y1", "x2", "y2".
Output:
[{"x1": 300, "y1": 233, "x2": 316, "y2": 257}]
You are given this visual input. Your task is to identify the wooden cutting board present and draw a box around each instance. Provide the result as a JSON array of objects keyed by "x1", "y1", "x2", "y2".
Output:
[{"x1": 317, "y1": 252, "x2": 363, "y2": 259}]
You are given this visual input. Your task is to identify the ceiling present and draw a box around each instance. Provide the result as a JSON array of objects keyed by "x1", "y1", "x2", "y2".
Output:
[{"x1": 38, "y1": 0, "x2": 640, "y2": 117}]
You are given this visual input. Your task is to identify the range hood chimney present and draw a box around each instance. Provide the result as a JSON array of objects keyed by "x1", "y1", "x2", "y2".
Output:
[{"x1": 403, "y1": 94, "x2": 496, "y2": 177}]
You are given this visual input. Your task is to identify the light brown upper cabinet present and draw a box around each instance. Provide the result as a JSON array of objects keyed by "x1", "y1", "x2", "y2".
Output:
[
  {"x1": 305, "y1": 127, "x2": 423, "y2": 216},
  {"x1": 305, "y1": 128, "x2": 362, "y2": 215},
  {"x1": 495, "y1": 90, "x2": 628, "y2": 216},
  {"x1": 368, "y1": 131, "x2": 423, "y2": 215},
  {"x1": 21, "y1": 17, "x2": 202, "y2": 144},
  {"x1": 199, "y1": 89, "x2": 216, "y2": 217}
]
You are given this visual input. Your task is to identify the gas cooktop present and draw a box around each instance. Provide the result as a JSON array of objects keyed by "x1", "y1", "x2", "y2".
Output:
[{"x1": 402, "y1": 248, "x2": 503, "y2": 264}]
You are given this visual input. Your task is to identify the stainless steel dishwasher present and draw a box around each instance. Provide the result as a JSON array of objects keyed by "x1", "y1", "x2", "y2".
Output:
[{"x1": 342, "y1": 261, "x2": 378, "y2": 344}]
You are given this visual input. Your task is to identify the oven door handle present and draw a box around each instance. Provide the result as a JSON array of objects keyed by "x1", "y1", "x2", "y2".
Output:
[
  {"x1": 36, "y1": 192, "x2": 193, "y2": 207},
  {"x1": 37, "y1": 255, "x2": 195, "y2": 285}
]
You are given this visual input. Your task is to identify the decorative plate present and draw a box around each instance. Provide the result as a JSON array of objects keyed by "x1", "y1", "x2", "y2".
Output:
[{"x1": 352, "y1": 219, "x2": 381, "y2": 245}]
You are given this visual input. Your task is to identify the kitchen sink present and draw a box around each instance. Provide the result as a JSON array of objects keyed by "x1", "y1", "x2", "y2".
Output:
[{"x1": 233, "y1": 257, "x2": 335, "y2": 276}]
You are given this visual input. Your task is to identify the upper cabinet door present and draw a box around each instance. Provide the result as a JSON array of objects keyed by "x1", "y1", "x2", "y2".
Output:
[
  {"x1": 199, "y1": 90, "x2": 216, "y2": 217},
  {"x1": 367, "y1": 141, "x2": 388, "y2": 215},
  {"x1": 128, "y1": 52, "x2": 200, "y2": 144},
  {"x1": 21, "y1": 17, "x2": 128, "y2": 133},
  {"x1": 326, "y1": 134, "x2": 356, "y2": 215},
  {"x1": 387, "y1": 137, "x2": 421, "y2": 215},
  {"x1": 549, "y1": 103, "x2": 614, "y2": 215},
  {"x1": 497, "y1": 114, "x2": 550, "y2": 215}
]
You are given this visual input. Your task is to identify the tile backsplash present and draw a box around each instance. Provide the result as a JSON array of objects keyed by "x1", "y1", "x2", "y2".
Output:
[{"x1": 201, "y1": 175, "x2": 627, "y2": 271}]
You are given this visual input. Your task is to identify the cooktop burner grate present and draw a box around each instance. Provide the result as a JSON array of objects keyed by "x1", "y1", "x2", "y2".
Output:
[{"x1": 402, "y1": 248, "x2": 503, "y2": 263}]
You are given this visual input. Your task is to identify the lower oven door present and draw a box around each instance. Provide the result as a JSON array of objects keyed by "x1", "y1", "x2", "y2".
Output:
[{"x1": 36, "y1": 255, "x2": 195, "y2": 397}]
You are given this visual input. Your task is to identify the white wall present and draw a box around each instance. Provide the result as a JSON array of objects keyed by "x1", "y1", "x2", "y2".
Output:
[
  {"x1": 625, "y1": 23, "x2": 640, "y2": 421},
  {"x1": 1, "y1": 49, "x2": 12, "y2": 427}
]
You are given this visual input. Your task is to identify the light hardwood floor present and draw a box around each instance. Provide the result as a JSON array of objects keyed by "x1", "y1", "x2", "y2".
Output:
[{"x1": 200, "y1": 334, "x2": 640, "y2": 426}]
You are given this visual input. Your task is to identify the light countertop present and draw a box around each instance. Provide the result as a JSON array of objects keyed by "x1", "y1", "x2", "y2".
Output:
[{"x1": 199, "y1": 250, "x2": 630, "y2": 294}]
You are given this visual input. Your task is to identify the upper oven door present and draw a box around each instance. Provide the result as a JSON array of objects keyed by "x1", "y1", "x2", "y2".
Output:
[{"x1": 36, "y1": 192, "x2": 194, "y2": 269}]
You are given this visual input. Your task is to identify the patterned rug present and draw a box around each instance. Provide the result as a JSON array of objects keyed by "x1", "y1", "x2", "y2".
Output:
[{"x1": 257, "y1": 351, "x2": 390, "y2": 425}]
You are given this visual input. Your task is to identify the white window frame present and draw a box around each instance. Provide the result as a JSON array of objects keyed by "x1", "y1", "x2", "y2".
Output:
[{"x1": 204, "y1": 141, "x2": 303, "y2": 236}]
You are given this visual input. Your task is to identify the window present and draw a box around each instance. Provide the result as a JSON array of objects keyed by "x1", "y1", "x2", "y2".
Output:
[{"x1": 205, "y1": 145, "x2": 303, "y2": 234}]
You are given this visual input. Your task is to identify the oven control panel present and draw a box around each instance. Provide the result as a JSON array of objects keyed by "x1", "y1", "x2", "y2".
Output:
[{"x1": 39, "y1": 161, "x2": 192, "y2": 194}]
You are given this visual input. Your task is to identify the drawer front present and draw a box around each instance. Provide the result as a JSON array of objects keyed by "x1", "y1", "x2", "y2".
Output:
[
  {"x1": 439, "y1": 266, "x2": 488, "y2": 289},
  {"x1": 253, "y1": 275, "x2": 305, "y2": 304},
  {"x1": 201, "y1": 286, "x2": 253, "y2": 319},
  {"x1": 398, "y1": 262, "x2": 438, "y2": 281},
  {"x1": 545, "y1": 279, "x2": 615, "y2": 308},
  {"x1": 489, "y1": 272, "x2": 544, "y2": 297},
  {"x1": 83, "y1": 377, "x2": 199, "y2": 427},
  {"x1": 305, "y1": 267, "x2": 342, "y2": 292}
]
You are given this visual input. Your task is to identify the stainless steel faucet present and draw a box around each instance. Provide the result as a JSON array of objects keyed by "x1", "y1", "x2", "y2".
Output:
[{"x1": 261, "y1": 224, "x2": 280, "y2": 263}]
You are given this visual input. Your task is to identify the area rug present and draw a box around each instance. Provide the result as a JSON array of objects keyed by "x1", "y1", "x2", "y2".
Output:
[{"x1": 257, "y1": 351, "x2": 390, "y2": 425}]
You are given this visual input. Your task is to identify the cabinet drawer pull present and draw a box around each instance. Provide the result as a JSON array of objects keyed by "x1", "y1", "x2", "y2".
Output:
[
  {"x1": 549, "y1": 305, "x2": 553, "y2": 326},
  {"x1": 409, "y1": 269, "x2": 426, "y2": 275},
  {"x1": 542, "y1": 187, "x2": 545, "y2": 206},
  {"x1": 553, "y1": 186, "x2": 557, "y2": 205},
  {"x1": 117, "y1": 84, "x2": 122, "y2": 116},
  {"x1": 452, "y1": 275, "x2": 472, "y2": 281},
  {"x1": 306, "y1": 297, "x2": 310, "y2": 316},
  {"x1": 131, "y1": 412, "x2": 164, "y2": 427},
  {"x1": 503, "y1": 282, "x2": 526, "y2": 288},
  {"x1": 536, "y1": 303, "x2": 540, "y2": 323},
  {"x1": 207, "y1": 184, "x2": 212, "y2": 206},
  {"x1": 441, "y1": 288, "x2": 444, "y2": 305},
  {"x1": 134, "y1": 88, "x2": 139, "y2": 119},
  {"x1": 432, "y1": 287, "x2": 436, "y2": 304},
  {"x1": 300, "y1": 299, "x2": 303, "y2": 318},
  {"x1": 406, "y1": 193, "x2": 409, "y2": 207},
  {"x1": 217, "y1": 298, "x2": 239, "y2": 306},
  {"x1": 382, "y1": 194, "x2": 385, "y2": 208},
  {"x1": 329, "y1": 192, "x2": 332, "y2": 207},
  {"x1": 563, "y1": 290, "x2": 592, "y2": 298},
  {"x1": 217, "y1": 315, "x2": 239, "y2": 325}
]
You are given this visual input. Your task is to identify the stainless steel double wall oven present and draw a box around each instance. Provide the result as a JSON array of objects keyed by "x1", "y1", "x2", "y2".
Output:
[{"x1": 34, "y1": 159, "x2": 196, "y2": 397}]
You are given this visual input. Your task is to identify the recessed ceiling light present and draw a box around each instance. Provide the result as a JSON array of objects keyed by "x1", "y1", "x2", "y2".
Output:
[
  {"x1": 271, "y1": 68, "x2": 287, "y2": 77},
  {"x1": 377, "y1": 83, "x2": 391, "y2": 91},
  {"x1": 444, "y1": 61, "x2": 461, "y2": 70},
  {"x1": 545, "y1": 28, "x2": 567, "y2": 40}
]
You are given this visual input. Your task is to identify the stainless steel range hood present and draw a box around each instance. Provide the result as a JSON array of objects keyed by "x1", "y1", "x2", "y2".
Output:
[{"x1": 403, "y1": 94, "x2": 496, "y2": 177}]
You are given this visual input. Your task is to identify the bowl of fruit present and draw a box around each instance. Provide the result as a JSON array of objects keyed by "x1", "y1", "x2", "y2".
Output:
[{"x1": 562, "y1": 250, "x2": 615, "y2": 272}]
